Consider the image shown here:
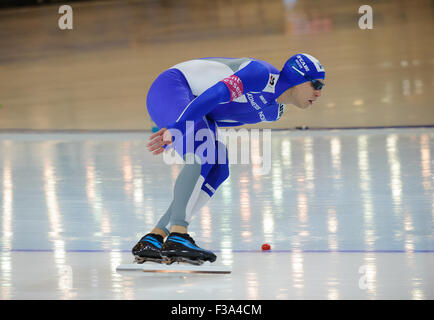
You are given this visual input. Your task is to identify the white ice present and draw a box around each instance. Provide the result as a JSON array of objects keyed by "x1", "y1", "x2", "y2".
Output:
[{"x1": 0, "y1": 128, "x2": 433, "y2": 299}]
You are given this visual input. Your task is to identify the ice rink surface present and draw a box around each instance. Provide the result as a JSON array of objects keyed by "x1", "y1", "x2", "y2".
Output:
[{"x1": 0, "y1": 128, "x2": 433, "y2": 299}]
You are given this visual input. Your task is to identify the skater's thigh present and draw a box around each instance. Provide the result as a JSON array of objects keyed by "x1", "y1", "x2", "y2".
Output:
[{"x1": 146, "y1": 68, "x2": 195, "y2": 128}]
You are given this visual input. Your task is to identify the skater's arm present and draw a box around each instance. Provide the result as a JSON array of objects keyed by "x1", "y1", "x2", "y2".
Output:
[
  {"x1": 167, "y1": 61, "x2": 270, "y2": 131},
  {"x1": 215, "y1": 120, "x2": 245, "y2": 127}
]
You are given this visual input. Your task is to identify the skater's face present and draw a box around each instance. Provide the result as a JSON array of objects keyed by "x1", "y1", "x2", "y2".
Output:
[{"x1": 277, "y1": 80, "x2": 323, "y2": 109}]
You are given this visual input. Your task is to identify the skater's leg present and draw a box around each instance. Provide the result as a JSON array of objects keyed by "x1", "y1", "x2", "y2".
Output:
[
  {"x1": 160, "y1": 141, "x2": 228, "y2": 264},
  {"x1": 151, "y1": 154, "x2": 202, "y2": 230},
  {"x1": 147, "y1": 123, "x2": 229, "y2": 235},
  {"x1": 184, "y1": 141, "x2": 230, "y2": 223},
  {"x1": 132, "y1": 155, "x2": 202, "y2": 261},
  {"x1": 147, "y1": 153, "x2": 219, "y2": 263},
  {"x1": 144, "y1": 68, "x2": 196, "y2": 237},
  {"x1": 200, "y1": 141, "x2": 230, "y2": 197},
  {"x1": 167, "y1": 153, "x2": 203, "y2": 229},
  {"x1": 135, "y1": 69, "x2": 210, "y2": 261},
  {"x1": 160, "y1": 117, "x2": 218, "y2": 231},
  {"x1": 183, "y1": 161, "x2": 230, "y2": 223}
]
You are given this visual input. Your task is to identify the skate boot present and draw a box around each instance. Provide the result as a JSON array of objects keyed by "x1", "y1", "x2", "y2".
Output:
[
  {"x1": 161, "y1": 232, "x2": 217, "y2": 265},
  {"x1": 132, "y1": 233, "x2": 166, "y2": 264}
]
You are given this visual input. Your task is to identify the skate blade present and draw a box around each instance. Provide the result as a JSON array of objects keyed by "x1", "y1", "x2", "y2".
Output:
[
  {"x1": 166, "y1": 256, "x2": 205, "y2": 266},
  {"x1": 116, "y1": 262, "x2": 231, "y2": 274},
  {"x1": 134, "y1": 256, "x2": 168, "y2": 264}
]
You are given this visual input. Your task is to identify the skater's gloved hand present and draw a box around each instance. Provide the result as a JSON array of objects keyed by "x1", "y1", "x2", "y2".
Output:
[{"x1": 147, "y1": 127, "x2": 173, "y2": 155}]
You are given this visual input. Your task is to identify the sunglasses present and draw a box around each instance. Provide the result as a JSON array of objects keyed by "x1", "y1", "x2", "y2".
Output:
[{"x1": 291, "y1": 65, "x2": 325, "y2": 90}]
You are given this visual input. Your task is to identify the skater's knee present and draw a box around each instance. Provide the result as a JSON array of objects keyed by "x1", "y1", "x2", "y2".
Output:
[
  {"x1": 183, "y1": 153, "x2": 202, "y2": 166},
  {"x1": 220, "y1": 163, "x2": 230, "y2": 182},
  {"x1": 213, "y1": 161, "x2": 229, "y2": 182}
]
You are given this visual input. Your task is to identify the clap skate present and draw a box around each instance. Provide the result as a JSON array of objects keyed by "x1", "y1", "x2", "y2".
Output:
[
  {"x1": 131, "y1": 233, "x2": 167, "y2": 264},
  {"x1": 161, "y1": 232, "x2": 217, "y2": 266},
  {"x1": 119, "y1": 232, "x2": 229, "y2": 274}
]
